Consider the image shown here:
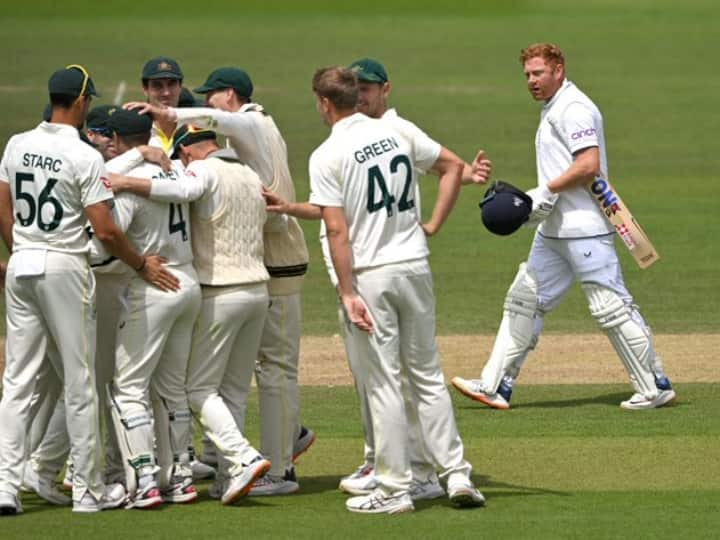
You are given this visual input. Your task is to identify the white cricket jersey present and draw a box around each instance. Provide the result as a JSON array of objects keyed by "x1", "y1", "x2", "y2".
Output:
[
  {"x1": 113, "y1": 161, "x2": 193, "y2": 266},
  {"x1": 319, "y1": 109, "x2": 441, "y2": 285},
  {"x1": 0, "y1": 122, "x2": 113, "y2": 253},
  {"x1": 535, "y1": 79, "x2": 614, "y2": 238},
  {"x1": 309, "y1": 113, "x2": 438, "y2": 271}
]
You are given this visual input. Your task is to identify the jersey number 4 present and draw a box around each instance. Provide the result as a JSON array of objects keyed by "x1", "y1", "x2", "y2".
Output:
[
  {"x1": 15, "y1": 172, "x2": 64, "y2": 232},
  {"x1": 169, "y1": 203, "x2": 188, "y2": 241},
  {"x1": 367, "y1": 154, "x2": 414, "y2": 217}
]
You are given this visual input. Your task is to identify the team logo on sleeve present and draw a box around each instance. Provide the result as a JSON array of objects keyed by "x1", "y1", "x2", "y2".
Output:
[{"x1": 571, "y1": 128, "x2": 596, "y2": 140}]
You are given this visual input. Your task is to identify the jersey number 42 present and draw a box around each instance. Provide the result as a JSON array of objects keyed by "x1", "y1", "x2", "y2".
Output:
[{"x1": 367, "y1": 154, "x2": 414, "y2": 217}]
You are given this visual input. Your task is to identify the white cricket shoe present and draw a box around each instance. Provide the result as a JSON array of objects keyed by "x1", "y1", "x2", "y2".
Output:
[
  {"x1": 620, "y1": 389, "x2": 676, "y2": 410},
  {"x1": 22, "y1": 467, "x2": 71, "y2": 506},
  {"x1": 339, "y1": 464, "x2": 378, "y2": 495},
  {"x1": 451, "y1": 377, "x2": 510, "y2": 410},
  {"x1": 161, "y1": 475, "x2": 198, "y2": 504},
  {"x1": 72, "y1": 483, "x2": 126, "y2": 513},
  {"x1": 292, "y1": 426, "x2": 316, "y2": 463},
  {"x1": 191, "y1": 459, "x2": 216, "y2": 481},
  {"x1": 127, "y1": 480, "x2": 163, "y2": 510},
  {"x1": 346, "y1": 489, "x2": 414, "y2": 514},
  {"x1": 221, "y1": 456, "x2": 272, "y2": 505},
  {"x1": 447, "y1": 476, "x2": 486, "y2": 508},
  {"x1": 0, "y1": 491, "x2": 22, "y2": 516},
  {"x1": 409, "y1": 477, "x2": 445, "y2": 501}
]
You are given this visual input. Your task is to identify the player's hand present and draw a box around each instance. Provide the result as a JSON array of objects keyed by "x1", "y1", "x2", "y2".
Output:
[
  {"x1": 139, "y1": 255, "x2": 181, "y2": 292},
  {"x1": 106, "y1": 173, "x2": 128, "y2": 193},
  {"x1": 341, "y1": 293, "x2": 373, "y2": 333},
  {"x1": 524, "y1": 185, "x2": 558, "y2": 226},
  {"x1": 421, "y1": 220, "x2": 440, "y2": 236},
  {"x1": 469, "y1": 150, "x2": 492, "y2": 185},
  {"x1": 262, "y1": 187, "x2": 291, "y2": 213},
  {"x1": 138, "y1": 145, "x2": 172, "y2": 172}
]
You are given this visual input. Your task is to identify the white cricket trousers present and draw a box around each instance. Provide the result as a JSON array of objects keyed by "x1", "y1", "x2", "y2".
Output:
[
  {"x1": 339, "y1": 304, "x2": 437, "y2": 481},
  {"x1": 0, "y1": 251, "x2": 104, "y2": 501},
  {"x1": 187, "y1": 283, "x2": 269, "y2": 478},
  {"x1": 29, "y1": 272, "x2": 128, "y2": 479},
  {"x1": 256, "y1": 292, "x2": 301, "y2": 476},
  {"x1": 113, "y1": 263, "x2": 201, "y2": 485},
  {"x1": 353, "y1": 258, "x2": 472, "y2": 494}
]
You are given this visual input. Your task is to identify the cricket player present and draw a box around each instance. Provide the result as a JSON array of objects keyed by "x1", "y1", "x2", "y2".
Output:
[
  {"x1": 25, "y1": 136, "x2": 175, "y2": 494},
  {"x1": 108, "y1": 124, "x2": 274, "y2": 505},
  {"x1": 86, "y1": 104, "x2": 119, "y2": 161},
  {"x1": 0, "y1": 65, "x2": 177, "y2": 515},
  {"x1": 125, "y1": 68, "x2": 314, "y2": 494},
  {"x1": 103, "y1": 108, "x2": 201, "y2": 508},
  {"x1": 264, "y1": 57, "x2": 492, "y2": 500},
  {"x1": 451, "y1": 43, "x2": 676, "y2": 410},
  {"x1": 309, "y1": 66, "x2": 484, "y2": 514},
  {"x1": 141, "y1": 56, "x2": 183, "y2": 155}
]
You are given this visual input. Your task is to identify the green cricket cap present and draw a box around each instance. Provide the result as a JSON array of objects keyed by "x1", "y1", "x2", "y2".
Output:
[
  {"x1": 48, "y1": 64, "x2": 99, "y2": 97},
  {"x1": 107, "y1": 108, "x2": 153, "y2": 136},
  {"x1": 349, "y1": 58, "x2": 388, "y2": 84},
  {"x1": 142, "y1": 56, "x2": 183, "y2": 81},
  {"x1": 86, "y1": 105, "x2": 118, "y2": 130},
  {"x1": 171, "y1": 124, "x2": 217, "y2": 159},
  {"x1": 193, "y1": 67, "x2": 253, "y2": 98}
]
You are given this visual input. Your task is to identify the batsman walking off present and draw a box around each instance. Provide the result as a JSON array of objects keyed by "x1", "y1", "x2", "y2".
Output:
[{"x1": 452, "y1": 43, "x2": 676, "y2": 410}]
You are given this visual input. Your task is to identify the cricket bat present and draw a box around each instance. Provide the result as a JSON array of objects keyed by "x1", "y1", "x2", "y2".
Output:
[{"x1": 588, "y1": 177, "x2": 659, "y2": 269}]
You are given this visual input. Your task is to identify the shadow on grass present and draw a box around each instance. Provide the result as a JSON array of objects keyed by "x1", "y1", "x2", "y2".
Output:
[
  {"x1": 453, "y1": 390, "x2": 637, "y2": 410},
  {"x1": 517, "y1": 391, "x2": 630, "y2": 409}
]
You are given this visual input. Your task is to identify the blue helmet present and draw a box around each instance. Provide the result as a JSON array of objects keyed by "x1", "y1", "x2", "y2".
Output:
[{"x1": 479, "y1": 180, "x2": 532, "y2": 236}]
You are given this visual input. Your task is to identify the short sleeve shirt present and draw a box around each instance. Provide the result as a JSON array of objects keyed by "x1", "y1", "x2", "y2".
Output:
[
  {"x1": 309, "y1": 113, "x2": 437, "y2": 271},
  {"x1": 0, "y1": 122, "x2": 113, "y2": 253},
  {"x1": 535, "y1": 80, "x2": 614, "y2": 238}
]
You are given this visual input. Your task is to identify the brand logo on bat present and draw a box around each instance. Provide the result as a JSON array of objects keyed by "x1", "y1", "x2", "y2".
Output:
[{"x1": 590, "y1": 177, "x2": 620, "y2": 216}]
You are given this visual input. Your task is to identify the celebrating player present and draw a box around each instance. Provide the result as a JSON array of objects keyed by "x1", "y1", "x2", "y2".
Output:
[
  {"x1": 108, "y1": 124, "x2": 277, "y2": 504},
  {"x1": 0, "y1": 65, "x2": 176, "y2": 515},
  {"x1": 125, "y1": 68, "x2": 315, "y2": 494},
  {"x1": 451, "y1": 43, "x2": 676, "y2": 410},
  {"x1": 102, "y1": 108, "x2": 201, "y2": 508},
  {"x1": 308, "y1": 66, "x2": 485, "y2": 514}
]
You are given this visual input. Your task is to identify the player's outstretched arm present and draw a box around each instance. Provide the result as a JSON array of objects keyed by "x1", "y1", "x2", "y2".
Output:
[
  {"x1": 262, "y1": 187, "x2": 322, "y2": 220},
  {"x1": 85, "y1": 201, "x2": 180, "y2": 292},
  {"x1": 424, "y1": 151, "x2": 463, "y2": 236}
]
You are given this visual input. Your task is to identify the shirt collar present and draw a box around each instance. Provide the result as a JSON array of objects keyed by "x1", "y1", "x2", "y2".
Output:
[
  {"x1": 544, "y1": 79, "x2": 573, "y2": 110},
  {"x1": 39, "y1": 121, "x2": 80, "y2": 137},
  {"x1": 331, "y1": 112, "x2": 366, "y2": 134}
]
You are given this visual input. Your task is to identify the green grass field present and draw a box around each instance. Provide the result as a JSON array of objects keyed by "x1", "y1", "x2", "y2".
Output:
[
  {"x1": 1, "y1": 1, "x2": 719, "y2": 538},
  {"x1": 2, "y1": 384, "x2": 719, "y2": 539}
]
